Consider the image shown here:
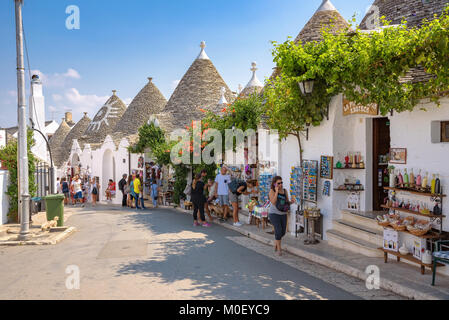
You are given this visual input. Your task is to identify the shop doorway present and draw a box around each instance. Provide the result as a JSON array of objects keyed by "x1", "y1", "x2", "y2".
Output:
[{"x1": 372, "y1": 118, "x2": 391, "y2": 211}]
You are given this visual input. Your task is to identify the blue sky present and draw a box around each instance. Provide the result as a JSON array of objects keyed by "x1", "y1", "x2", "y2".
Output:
[{"x1": 0, "y1": 0, "x2": 374, "y2": 127}]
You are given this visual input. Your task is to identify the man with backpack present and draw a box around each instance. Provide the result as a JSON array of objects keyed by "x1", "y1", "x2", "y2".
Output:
[
  {"x1": 228, "y1": 178, "x2": 253, "y2": 227},
  {"x1": 118, "y1": 174, "x2": 128, "y2": 207}
]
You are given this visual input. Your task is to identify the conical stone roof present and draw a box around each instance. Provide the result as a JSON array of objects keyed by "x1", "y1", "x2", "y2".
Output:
[
  {"x1": 294, "y1": 0, "x2": 350, "y2": 44},
  {"x1": 57, "y1": 112, "x2": 91, "y2": 167},
  {"x1": 162, "y1": 41, "x2": 234, "y2": 131},
  {"x1": 49, "y1": 119, "x2": 71, "y2": 166},
  {"x1": 268, "y1": 0, "x2": 350, "y2": 80},
  {"x1": 240, "y1": 62, "x2": 264, "y2": 97},
  {"x1": 81, "y1": 91, "x2": 127, "y2": 146},
  {"x1": 360, "y1": 0, "x2": 448, "y2": 30},
  {"x1": 114, "y1": 77, "x2": 167, "y2": 137},
  {"x1": 360, "y1": 0, "x2": 447, "y2": 84}
]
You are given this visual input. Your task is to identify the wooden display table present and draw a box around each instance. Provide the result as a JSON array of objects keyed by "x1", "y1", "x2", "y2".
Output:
[{"x1": 379, "y1": 248, "x2": 444, "y2": 275}]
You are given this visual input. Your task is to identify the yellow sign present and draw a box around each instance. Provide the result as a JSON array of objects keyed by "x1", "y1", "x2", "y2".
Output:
[{"x1": 343, "y1": 99, "x2": 378, "y2": 116}]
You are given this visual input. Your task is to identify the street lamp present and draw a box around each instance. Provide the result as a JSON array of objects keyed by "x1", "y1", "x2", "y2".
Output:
[{"x1": 298, "y1": 80, "x2": 314, "y2": 96}]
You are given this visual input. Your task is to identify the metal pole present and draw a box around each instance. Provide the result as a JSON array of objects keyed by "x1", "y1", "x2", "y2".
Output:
[{"x1": 15, "y1": 0, "x2": 30, "y2": 240}]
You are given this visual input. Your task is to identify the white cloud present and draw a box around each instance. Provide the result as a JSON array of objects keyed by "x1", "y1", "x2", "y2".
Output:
[
  {"x1": 63, "y1": 68, "x2": 81, "y2": 79},
  {"x1": 8, "y1": 90, "x2": 16, "y2": 97},
  {"x1": 31, "y1": 68, "x2": 81, "y2": 88}
]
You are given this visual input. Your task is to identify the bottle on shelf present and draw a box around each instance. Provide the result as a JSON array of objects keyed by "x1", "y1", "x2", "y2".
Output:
[
  {"x1": 389, "y1": 168, "x2": 396, "y2": 188},
  {"x1": 416, "y1": 169, "x2": 422, "y2": 188},
  {"x1": 409, "y1": 169, "x2": 415, "y2": 188},
  {"x1": 422, "y1": 172, "x2": 428, "y2": 189},
  {"x1": 435, "y1": 174, "x2": 441, "y2": 195},
  {"x1": 431, "y1": 174, "x2": 436, "y2": 194},
  {"x1": 398, "y1": 170, "x2": 404, "y2": 188},
  {"x1": 404, "y1": 169, "x2": 409, "y2": 188}
]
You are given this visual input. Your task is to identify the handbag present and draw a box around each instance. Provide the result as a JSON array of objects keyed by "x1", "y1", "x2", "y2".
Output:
[{"x1": 275, "y1": 190, "x2": 290, "y2": 212}]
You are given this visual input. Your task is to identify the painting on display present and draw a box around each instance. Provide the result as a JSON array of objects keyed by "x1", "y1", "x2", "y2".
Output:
[
  {"x1": 389, "y1": 148, "x2": 407, "y2": 165},
  {"x1": 320, "y1": 156, "x2": 333, "y2": 180}
]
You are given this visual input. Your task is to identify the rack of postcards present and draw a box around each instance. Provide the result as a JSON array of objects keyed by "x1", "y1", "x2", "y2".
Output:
[
  {"x1": 258, "y1": 161, "x2": 277, "y2": 204},
  {"x1": 295, "y1": 160, "x2": 319, "y2": 238}
]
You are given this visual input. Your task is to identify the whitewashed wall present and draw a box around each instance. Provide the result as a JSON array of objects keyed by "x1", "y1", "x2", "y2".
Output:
[{"x1": 0, "y1": 170, "x2": 9, "y2": 225}]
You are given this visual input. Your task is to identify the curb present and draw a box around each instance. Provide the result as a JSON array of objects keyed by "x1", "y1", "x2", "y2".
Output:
[
  {"x1": 174, "y1": 206, "x2": 439, "y2": 300},
  {"x1": 0, "y1": 227, "x2": 77, "y2": 246}
]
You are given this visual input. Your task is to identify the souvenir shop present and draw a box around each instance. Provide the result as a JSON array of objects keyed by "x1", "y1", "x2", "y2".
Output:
[{"x1": 276, "y1": 94, "x2": 449, "y2": 275}]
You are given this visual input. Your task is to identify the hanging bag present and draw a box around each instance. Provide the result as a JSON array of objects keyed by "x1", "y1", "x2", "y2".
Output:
[{"x1": 275, "y1": 190, "x2": 290, "y2": 212}]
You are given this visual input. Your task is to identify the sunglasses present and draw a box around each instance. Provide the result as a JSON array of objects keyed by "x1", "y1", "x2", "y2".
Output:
[{"x1": 277, "y1": 182, "x2": 283, "y2": 185}]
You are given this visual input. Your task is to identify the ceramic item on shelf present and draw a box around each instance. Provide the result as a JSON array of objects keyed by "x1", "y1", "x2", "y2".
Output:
[
  {"x1": 422, "y1": 250, "x2": 432, "y2": 265},
  {"x1": 399, "y1": 245, "x2": 409, "y2": 256}
]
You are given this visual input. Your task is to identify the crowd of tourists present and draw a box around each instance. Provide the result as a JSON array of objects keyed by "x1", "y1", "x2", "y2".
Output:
[
  {"x1": 188, "y1": 166, "x2": 293, "y2": 256},
  {"x1": 55, "y1": 168, "x2": 161, "y2": 211},
  {"x1": 57, "y1": 175, "x2": 100, "y2": 207}
]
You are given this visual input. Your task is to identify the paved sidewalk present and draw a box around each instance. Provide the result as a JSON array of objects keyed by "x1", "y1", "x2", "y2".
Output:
[
  {"x1": 0, "y1": 208, "x2": 77, "y2": 245},
  {"x1": 176, "y1": 207, "x2": 449, "y2": 300}
]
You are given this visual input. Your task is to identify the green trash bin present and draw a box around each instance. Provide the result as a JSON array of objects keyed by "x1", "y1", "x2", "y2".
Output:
[{"x1": 44, "y1": 194, "x2": 65, "y2": 227}]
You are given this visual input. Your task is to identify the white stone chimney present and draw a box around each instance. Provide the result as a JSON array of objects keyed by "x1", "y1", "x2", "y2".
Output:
[{"x1": 29, "y1": 74, "x2": 48, "y2": 162}]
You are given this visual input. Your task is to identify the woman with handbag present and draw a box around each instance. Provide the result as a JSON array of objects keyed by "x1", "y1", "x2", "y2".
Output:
[
  {"x1": 268, "y1": 176, "x2": 293, "y2": 256},
  {"x1": 91, "y1": 177, "x2": 99, "y2": 207}
]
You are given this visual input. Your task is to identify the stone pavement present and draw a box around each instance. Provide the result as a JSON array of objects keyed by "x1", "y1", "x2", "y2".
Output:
[{"x1": 175, "y1": 207, "x2": 449, "y2": 300}]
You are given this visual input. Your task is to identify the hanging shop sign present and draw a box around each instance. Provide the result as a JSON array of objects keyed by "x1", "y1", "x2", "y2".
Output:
[{"x1": 343, "y1": 99, "x2": 378, "y2": 116}]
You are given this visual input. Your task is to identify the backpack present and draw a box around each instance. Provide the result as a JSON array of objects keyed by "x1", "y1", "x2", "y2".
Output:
[{"x1": 228, "y1": 178, "x2": 245, "y2": 194}]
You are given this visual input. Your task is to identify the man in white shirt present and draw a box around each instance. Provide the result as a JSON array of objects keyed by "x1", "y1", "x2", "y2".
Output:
[
  {"x1": 214, "y1": 166, "x2": 231, "y2": 222},
  {"x1": 71, "y1": 174, "x2": 84, "y2": 207}
]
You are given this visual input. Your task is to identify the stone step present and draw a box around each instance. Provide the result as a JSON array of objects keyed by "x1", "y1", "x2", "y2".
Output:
[
  {"x1": 333, "y1": 219, "x2": 383, "y2": 247},
  {"x1": 341, "y1": 210, "x2": 384, "y2": 232},
  {"x1": 327, "y1": 229, "x2": 384, "y2": 258}
]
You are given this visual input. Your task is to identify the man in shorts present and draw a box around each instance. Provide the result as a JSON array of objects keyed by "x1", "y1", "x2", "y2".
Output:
[
  {"x1": 72, "y1": 174, "x2": 84, "y2": 207},
  {"x1": 214, "y1": 166, "x2": 231, "y2": 222}
]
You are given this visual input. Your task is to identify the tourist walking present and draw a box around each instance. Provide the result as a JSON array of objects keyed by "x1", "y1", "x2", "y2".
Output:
[
  {"x1": 139, "y1": 176, "x2": 146, "y2": 210},
  {"x1": 268, "y1": 176, "x2": 293, "y2": 256},
  {"x1": 56, "y1": 177, "x2": 61, "y2": 194},
  {"x1": 126, "y1": 176, "x2": 133, "y2": 208},
  {"x1": 62, "y1": 178, "x2": 69, "y2": 205},
  {"x1": 72, "y1": 174, "x2": 84, "y2": 207},
  {"x1": 229, "y1": 180, "x2": 253, "y2": 227},
  {"x1": 119, "y1": 174, "x2": 128, "y2": 207},
  {"x1": 205, "y1": 178, "x2": 216, "y2": 222},
  {"x1": 132, "y1": 174, "x2": 141, "y2": 210},
  {"x1": 151, "y1": 173, "x2": 159, "y2": 208},
  {"x1": 191, "y1": 173, "x2": 209, "y2": 227},
  {"x1": 214, "y1": 166, "x2": 231, "y2": 222},
  {"x1": 91, "y1": 177, "x2": 99, "y2": 207}
]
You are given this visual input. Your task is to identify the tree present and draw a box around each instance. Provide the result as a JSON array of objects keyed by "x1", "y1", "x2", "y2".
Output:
[{"x1": 0, "y1": 129, "x2": 37, "y2": 222}]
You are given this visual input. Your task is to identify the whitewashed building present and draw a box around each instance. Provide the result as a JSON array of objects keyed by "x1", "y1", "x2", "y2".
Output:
[{"x1": 274, "y1": 0, "x2": 449, "y2": 275}]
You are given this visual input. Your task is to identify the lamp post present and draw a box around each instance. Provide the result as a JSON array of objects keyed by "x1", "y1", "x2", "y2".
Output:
[
  {"x1": 298, "y1": 80, "x2": 314, "y2": 96},
  {"x1": 15, "y1": 0, "x2": 31, "y2": 239},
  {"x1": 298, "y1": 80, "x2": 315, "y2": 141}
]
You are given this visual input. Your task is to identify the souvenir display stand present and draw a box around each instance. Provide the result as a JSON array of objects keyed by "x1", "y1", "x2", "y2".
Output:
[
  {"x1": 295, "y1": 160, "x2": 323, "y2": 242},
  {"x1": 377, "y1": 176, "x2": 447, "y2": 274}
]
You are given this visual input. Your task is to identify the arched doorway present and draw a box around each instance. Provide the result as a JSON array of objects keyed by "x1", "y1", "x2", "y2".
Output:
[{"x1": 102, "y1": 149, "x2": 116, "y2": 201}]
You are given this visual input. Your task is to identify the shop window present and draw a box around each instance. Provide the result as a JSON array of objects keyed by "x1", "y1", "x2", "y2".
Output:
[{"x1": 442, "y1": 121, "x2": 449, "y2": 142}]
